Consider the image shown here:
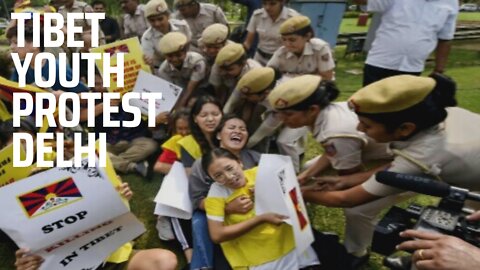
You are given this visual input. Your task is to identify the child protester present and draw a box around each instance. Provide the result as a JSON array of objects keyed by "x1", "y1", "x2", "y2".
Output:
[
  {"x1": 153, "y1": 108, "x2": 191, "y2": 175},
  {"x1": 267, "y1": 16, "x2": 335, "y2": 81}
]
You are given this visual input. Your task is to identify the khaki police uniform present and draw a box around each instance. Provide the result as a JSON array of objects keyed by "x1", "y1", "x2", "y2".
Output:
[
  {"x1": 342, "y1": 75, "x2": 480, "y2": 255},
  {"x1": 157, "y1": 51, "x2": 208, "y2": 89},
  {"x1": 246, "y1": 7, "x2": 299, "y2": 65},
  {"x1": 223, "y1": 67, "x2": 282, "y2": 152},
  {"x1": 209, "y1": 59, "x2": 262, "y2": 91},
  {"x1": 267, "y1": 38, "x2": 335, "y2": 77},
  {"x1": 123, "y1": 4, "x2": 149, "y2": 39},
  {"x1": 142, "y1": 20, "x2": 192, "y2": 67},
  {"x1": 173, "y1": 2, "x2": 228, "y2": 53}
]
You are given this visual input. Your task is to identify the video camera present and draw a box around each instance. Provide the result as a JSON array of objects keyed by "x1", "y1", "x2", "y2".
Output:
[{"x1": 371, "y1": 171, "x2": 480, "y2": 256}]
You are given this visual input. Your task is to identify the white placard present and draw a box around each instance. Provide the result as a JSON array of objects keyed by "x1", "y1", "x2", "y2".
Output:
[
  {"x1": 154, "y1": 162, "x2": 192, "y2": 219},
  {"x1": 130, "y1": 70, "x2": 183, "y2": 116},
  {"x1": 255, "y1": 154, "x2": 314, "y2": 253},
  {"x1": 0, "y1": 160, "x2": 146, "y2": 270}
]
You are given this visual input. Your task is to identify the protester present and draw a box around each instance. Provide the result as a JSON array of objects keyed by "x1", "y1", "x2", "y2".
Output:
[
  {"x1": 203, "y1": 148, "x2": 320, "y2": 269},
  {"x1": 189, "y1": 114, "x2": 260, "y2": 269},
  {"x1": 13, "y1": 183, "x2": 178, "y2": 270},
  {"x1": 92, "y1": 0, "x2": 121, "y2": 43},
  {"x1": 164, "y1": 96, "x2": 222, "y2": 266},
  {"x1": 153, "y1": 108, "x2": 191, "y2": 175}
]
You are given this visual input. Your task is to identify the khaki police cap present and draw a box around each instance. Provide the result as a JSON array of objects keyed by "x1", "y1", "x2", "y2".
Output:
[
  {"x1": 237, "y1": 67, "x2": 275, "y2": 94},
  {"x1": 349, "y1": 75, "x2": 436, "y2": 114},
  {"x1": 159, "y1": 32, "x2": 188, "y2": 54},
  {"x1": 174, "y1": 0, "x2": 194, "y2": 7},
  {"x1": 200, "y1": 24, "x2": 229, "y2": 45},
  {"x1": 145, "y1": 0, "x2": 169, "y2": 18},
  {"x1": 268, "y1": 75, "x2": 321, "y2": 109},
  {"x1": 280, "y1": 15, "x2": 311, "y2": 35},
  {"x1": 215, "y1": 43, "x2": 245, "y2": 67}
]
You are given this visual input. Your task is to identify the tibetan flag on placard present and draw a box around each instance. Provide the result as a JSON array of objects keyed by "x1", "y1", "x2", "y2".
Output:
[{"x1": 17, "y1": 177, "x2": 83, "y2": 218}]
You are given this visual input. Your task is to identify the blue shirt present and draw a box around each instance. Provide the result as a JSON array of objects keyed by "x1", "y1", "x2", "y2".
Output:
[{"x1": 11, "y1": 59, "x2": 88, "y2": 93}]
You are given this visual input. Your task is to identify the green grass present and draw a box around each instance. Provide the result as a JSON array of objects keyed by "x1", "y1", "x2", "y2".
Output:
[
  {"x1": 0, "y1": 35, "x2": 479, "y2": 270},
  {"x1": 458, "y1": 12, "x2": 480, "y2": 22}
]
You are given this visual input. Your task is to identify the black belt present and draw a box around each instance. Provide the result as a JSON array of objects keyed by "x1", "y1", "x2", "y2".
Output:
[{"x1": 256, "y1": 48, "x2": 273, "y2": 59}]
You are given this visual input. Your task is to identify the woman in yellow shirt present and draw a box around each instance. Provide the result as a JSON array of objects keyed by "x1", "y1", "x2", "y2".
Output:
[{"x1": 203, "y1": 148, "x2": 318, "y2": 269}]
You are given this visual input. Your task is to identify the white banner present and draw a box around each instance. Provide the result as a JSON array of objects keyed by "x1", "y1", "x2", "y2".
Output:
[
  {"x1": 255, "y1": 154, "x2": 314, "y2": 253},
  {"x1": 0, "y1": 160, "x2": 146, "y2": 269},
  {"x1": 154, "y1": 162, "x2": 192, "y2": 219},
  {"x1": 130, "y1": 70, "x2": 183, "y2": 116}
]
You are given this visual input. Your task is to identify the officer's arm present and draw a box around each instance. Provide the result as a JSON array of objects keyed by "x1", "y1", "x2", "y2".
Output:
[
  {"x1": 433, "y1": 40, "x2": 451, "y2": 74},
  {"x1": 243, "y1": 31, "x2": 256, "y2": 52},
  {"x1": 302, "y1": 184, "x2": 380, "y2": 208},
  {"x1": 177, "y1": 80, "x2": 200, "y2": 108}
]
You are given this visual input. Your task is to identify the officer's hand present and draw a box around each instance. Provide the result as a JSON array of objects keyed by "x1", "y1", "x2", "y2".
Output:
[
  {"x1": 225, "y1": 195, "x2": 253, "y2": 214},
  {"x1": 300, "y1": 176, "x2": 345, "y2": 192},
  {"x1": 467, "y1": 210, "x2": 480, "y2": 221},
  {"x1": 143, "y1": 55, "x2": 154, "y2": 66},
  {"x1": 260, "y1": 213, "x2": 288, "y2": 225},
  {"x1": 15, "y1": 248, "x2": 44, "y2": 270},
  {"x1": 397, "y1": 229, "x2": 480, "y2": 270}
]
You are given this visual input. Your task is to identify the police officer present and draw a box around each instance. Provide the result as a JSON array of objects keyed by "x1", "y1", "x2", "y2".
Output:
[
  {"x1": 199, "y1": 23, "x2": 232, "y2": 66},
  {"x1": 157, "y1": 32, "x2": 209, "y2": 108},
  {"x1": 142, "y1": 0, "x2": 192, "y2": 68},
  {"x1": 225, "y1": 67, "x2": 282, "y2": 153},
  {"x1": 120, "y1": 0, "x2": 149, "y2": 39},
  {"x1": 301, "y1": 74, "x2": 480, "y2": 267},
  {"x1": 173, "y1": 0, "x2": 228, "y2": 53},
  {"x1": 209, "y1": 43, "x2": 262, "y2": 105},
  {"x1": 267, "y1": 74, "x2": 390, "y2": 180},
  {"x1": 243, "y1": 0, "x2": 299, "y2": 65},
  {"x1": 268, "y1": 16, "x2": 335, "y2": 80}
]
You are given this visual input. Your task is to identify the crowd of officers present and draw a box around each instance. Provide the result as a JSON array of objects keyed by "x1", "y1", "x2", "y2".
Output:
[{"x1": 4, "y1": 0, "x2": 480, "y2": 270}]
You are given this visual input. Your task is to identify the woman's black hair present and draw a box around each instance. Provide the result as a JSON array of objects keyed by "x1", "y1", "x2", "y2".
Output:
[
  {"x1": 170, "y1": 107, "x2": 190, "y2": 134},
  {"x1": 212, "y1": 114, "x2": 247, "y2": 147},
  {"x1": 201, "y1": 148, "x2": 241, "y2": 178},
  {"x1": 7, "y1": 26, "x2": 45, "y2": 53},
  {"x1": 285, "y1": 80, "x2": 340, "y2": 111},
  {"x1": 189, "y1": 95, "x2": 223, "y2": 154},
  {"x1": 358, "y1": 73, "x2": 457, "y2": 134}
]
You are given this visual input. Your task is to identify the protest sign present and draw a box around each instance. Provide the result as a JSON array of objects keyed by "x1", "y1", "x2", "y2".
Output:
[
  {"x1": 255, "y1": 154, "x2": 314, "y2": 253},
  {"x1": 0, "y1": 159, "x2": 145, "y2": 269},
  {"x1": 91, "y1": 38, "x2": 151, "y2": 95},
  {"x1": 0, "y1": 143, "x2": 31, "y2": 187},
  {"x1": 154, "y1": 162, "x2": 192, "y2": 219},
  {"x1": 130, "y1": 70, "x2": 183, "y2": 116}
]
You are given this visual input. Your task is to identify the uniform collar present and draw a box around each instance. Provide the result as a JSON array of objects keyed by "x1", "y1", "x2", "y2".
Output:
[
  {"x1": 286, "y1": 41, "x2": 314, "y2": 59},
  {"x1": 261, "y1": 6, "x2": 289, "y2": 22},
  {"x1": 390, "y1": 125, "x2": 443, "y2": 150}
]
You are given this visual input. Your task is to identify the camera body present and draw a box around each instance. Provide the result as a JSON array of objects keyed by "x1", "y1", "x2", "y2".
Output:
[
  {"x1": 372, "y1": 201, "x2": 480, "y2": 255},
  {"x1": 371, "y1": 171, "x2": 480, "y2": 256}
]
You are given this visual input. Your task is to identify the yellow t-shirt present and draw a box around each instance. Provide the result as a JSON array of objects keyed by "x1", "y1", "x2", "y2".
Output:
[
  {"x1": 161, "y1": 134, "x2": 184, "y2": 158},
  {"x1": 205, "y1": 167, "x2": 295, "y2": 269}
]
